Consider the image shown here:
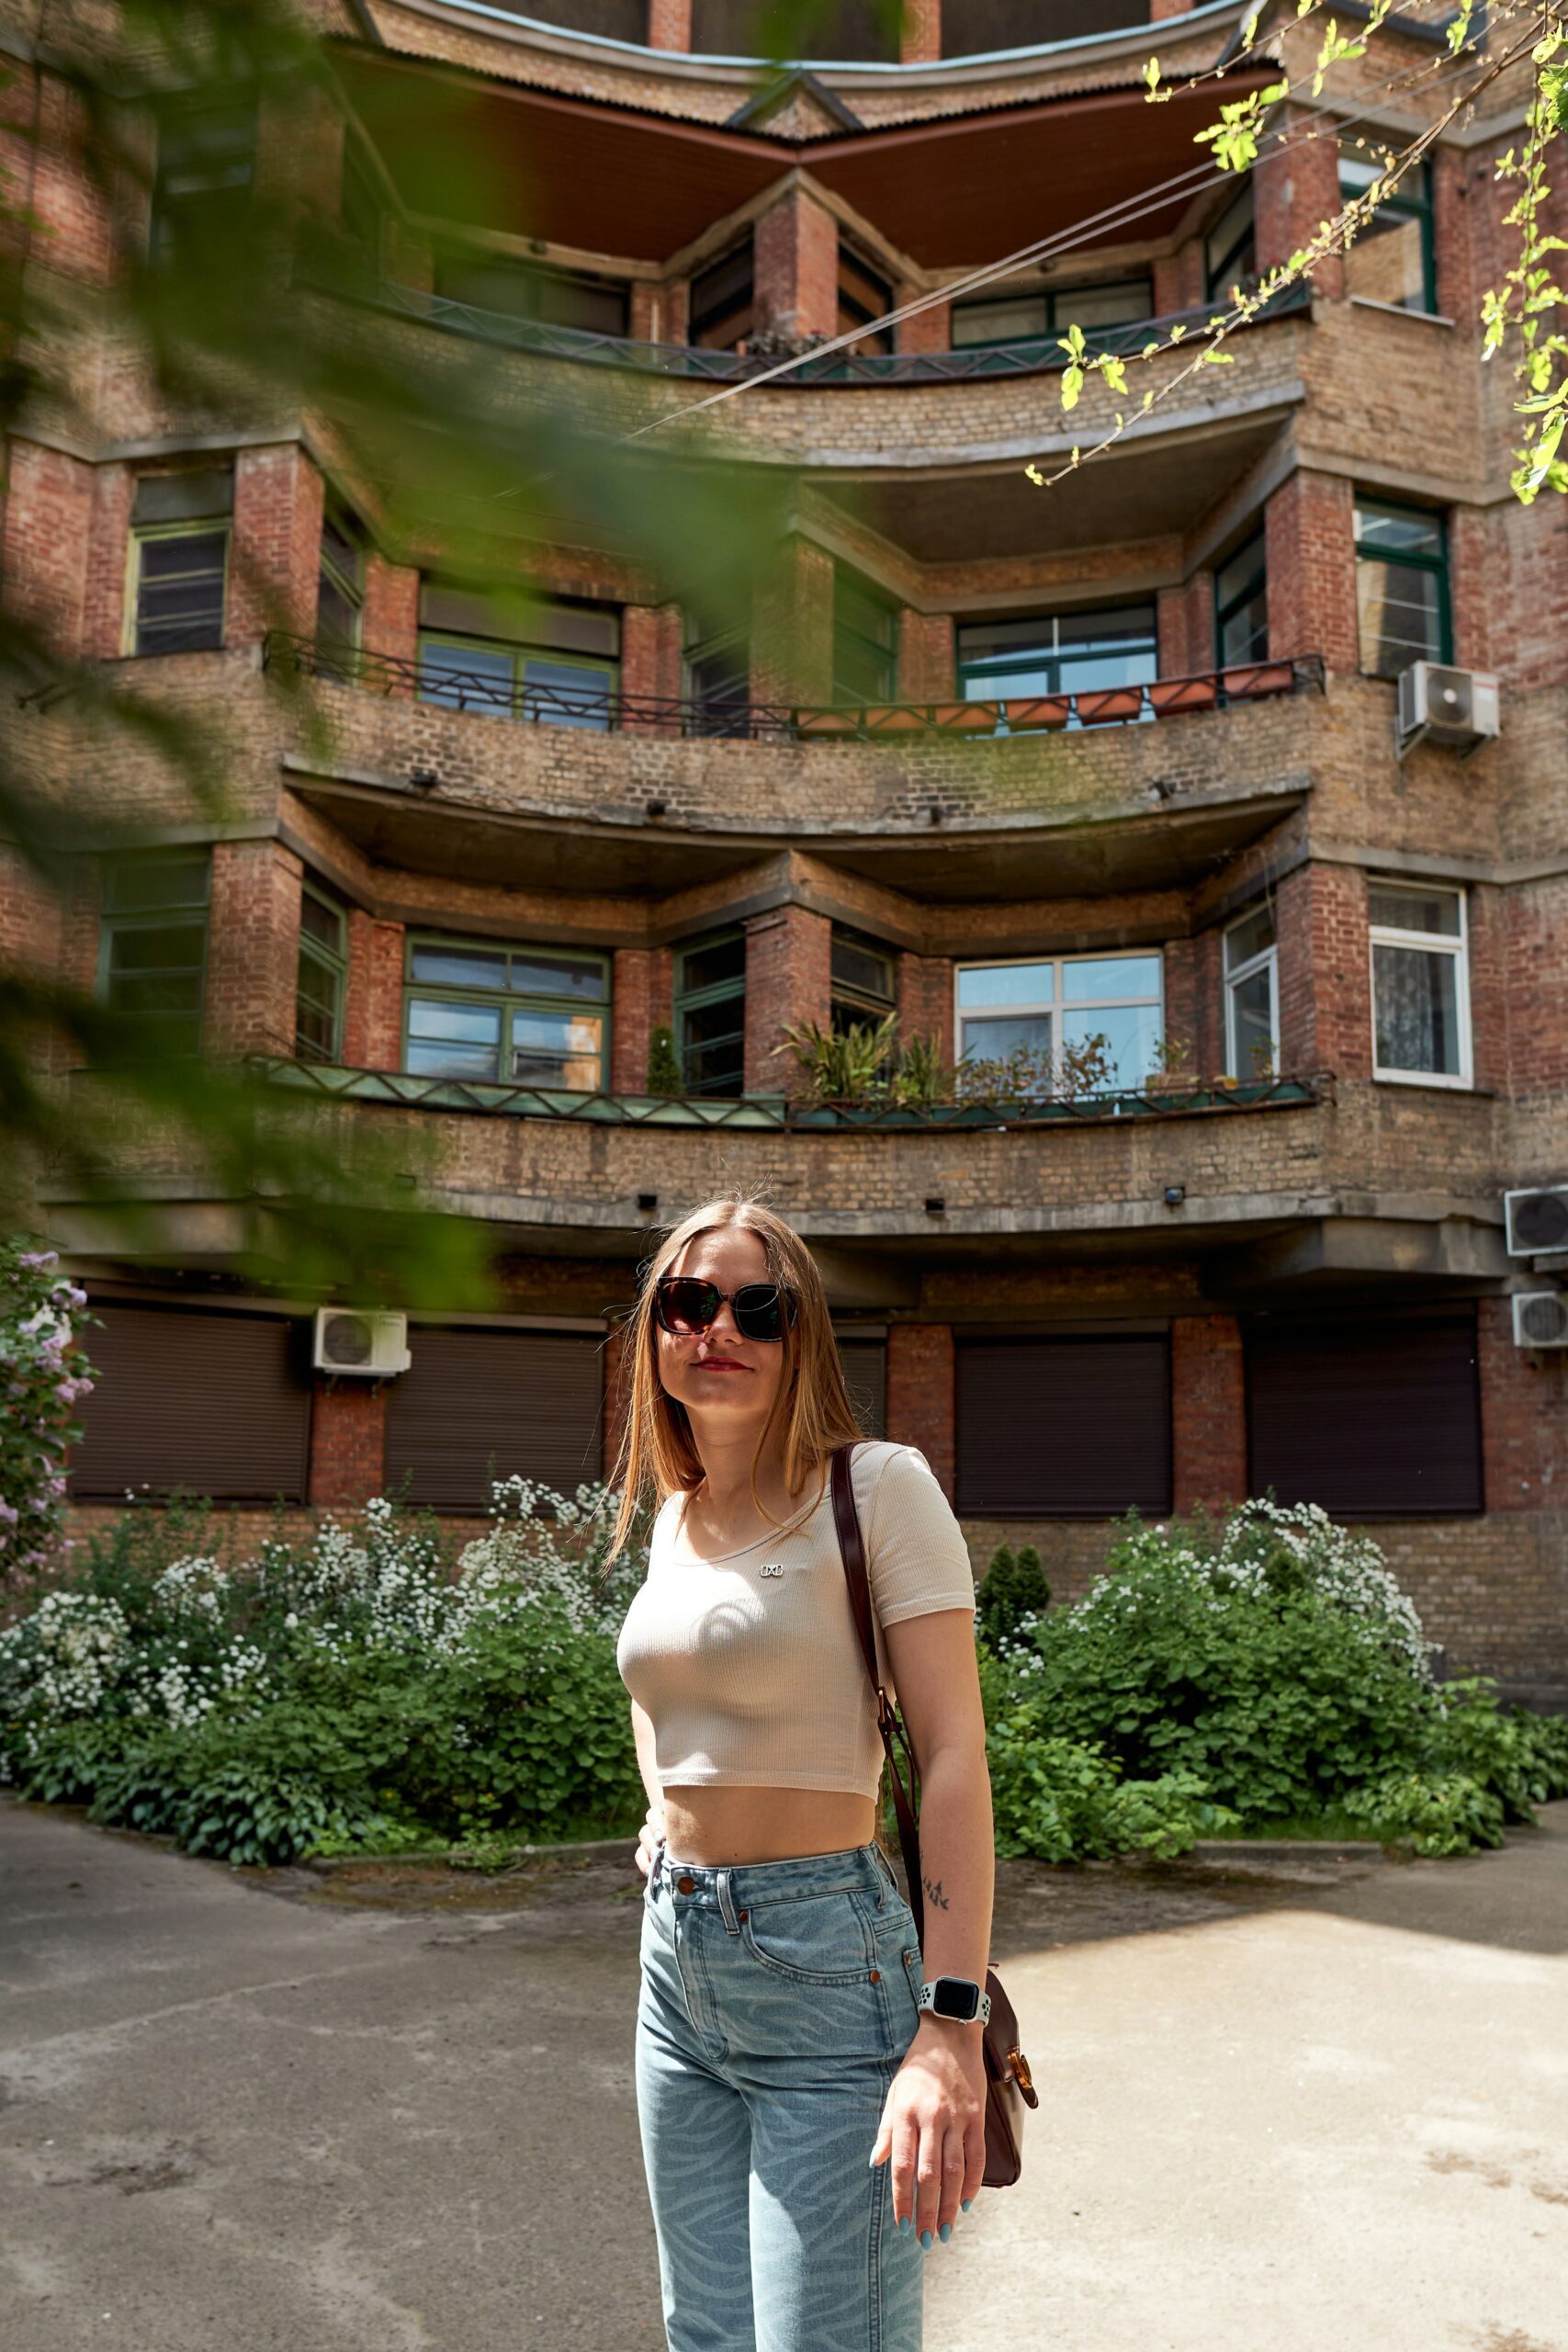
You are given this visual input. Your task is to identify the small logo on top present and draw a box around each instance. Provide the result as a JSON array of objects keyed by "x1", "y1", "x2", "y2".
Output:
[{"x1": 759, "y1": 1562, "x2": 785, "y2": 1577}]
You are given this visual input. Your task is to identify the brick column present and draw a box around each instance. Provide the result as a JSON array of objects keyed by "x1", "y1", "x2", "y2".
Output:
[
  {"x1": 899, "y1": 0, "x2": 941, "y2": 62},
  {"x1": 1153, "y1": 241, "x2": 1205, "y2": 315},
  {"x1": 82, "y1": 463, "x2": 136, "y2": 660},
  {"x1": 1275, "y1": 863, "x2": 1372, "y2": 1077},
  {"x1": 611, "y1": 944, "x2": 675, "y2": 1092},
  {"x1": 750, "y1": 535, "x2": 835, "y2": 707},
  {"x1": 1149, "y1": 0, "x2": 1192, "y2": 15},
  {"x1": 648, "y1": 0, "x2": 691, "y2": 47},
  {"x1": 1171, "y1": 1316, "x2": 1248, "y2": 1511},
  {"x1": 621, "y1": 601, "x2": 683, "y2": 734},
  {"x1": 895, "y1": 281, "x2": 948, "y2": 354},
  {"x1": 1157, "y1": 575, "x2": 1214, "y2": 676},
  {"x1": 342, "y1": 910, "x2": 405, "y2": 1070},
  {"x1": 897, "y1": 609, "x2": 954, "y2": 702},
  {"x1": 886, "y1": 1324, "x2": 954, "y2": 1499},
  {"x1": 743, "y1": 903, "x2": 831, "y2": 1094},
  {"x1": 230, "y1": 444, "x2": 324, "y2": 644},
  {"x1": 897, "y1": 951, "x2": 953, "y2": 1064},
  {"x1": 754, "y1": 185, "x2": 839, "y2": 342},
  {"x1": 362, "y1": 553, "x2": 419, "y2": 669},
  {"x1": 1265, "y1": 470, "x2": 1357, "y2": 671},
  {"x1": 1255, "y1": 107, "x2": 1343, "y2": 297},
  {"x1": 308, "y1": 1377, "x2": 388, "y2": 1507},
  {"x1": 1479, "y1": 1295, "x2": 1568, "y2": 1511},
  {"x1": 205, "y1": 838, "x2": 304, "y2": 1057},
  {"x1": 384, "y1": 216, "x2": 434, "y2": 293},
  {"x1": 2, "y1": 441, "x2": 95, "y2": 656}
]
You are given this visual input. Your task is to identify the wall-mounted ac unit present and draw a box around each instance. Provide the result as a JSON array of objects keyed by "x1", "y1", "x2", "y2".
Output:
[
  {"x1": 1512, "y1": 1292, "x2": 1568, "y2": 1350},
  {"x1": 1504, "y1": 1186, "x2": 1568, "y2": 1257},
  {"x1": 1396, "y1": 662, "x2": 1501, "y2": 758},
  {"x1": 313, "y1": 1306, "x2": 411, "y2": 1376}
]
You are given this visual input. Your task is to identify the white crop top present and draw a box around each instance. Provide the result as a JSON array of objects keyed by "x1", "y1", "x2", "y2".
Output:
[{"x1": 615, "y1": 1441, "x2": 976, "y2": 1799}]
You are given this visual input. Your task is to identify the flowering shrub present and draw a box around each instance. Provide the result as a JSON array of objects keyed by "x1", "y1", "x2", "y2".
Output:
[{"x1": 0, "y1": 1238, "x2": 98, "y2": 1586}]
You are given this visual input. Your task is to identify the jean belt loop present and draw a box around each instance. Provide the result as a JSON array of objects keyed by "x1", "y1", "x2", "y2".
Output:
[{"x1": 716, "y1": 1866, "x2": 740, "y2": 1936}]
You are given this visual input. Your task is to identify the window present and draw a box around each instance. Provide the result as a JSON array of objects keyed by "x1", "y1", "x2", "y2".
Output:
[
  {"x1": 432, "y1": 249, "x2": 628, "y2": 337},
  {"x1": 951, "y1": 276, "x2": 1152, "y2": 350},
  {"x1": 685, "y1": 628, "x2": 750, "y2": 737},
  {"x1": 402, "y1": 934, "x2": 610, "y2": 1089},
  {"x1": 417, "y1": 583, "x2": 620, "y2": 729},
  {"x1": 1339, "y1": 147, "x2": 1436, "y2": 313},
  {"x1": 954, "y1": 953, "x2": 1163, "y2": 1089},
  {"x1": 1224, "y1": 903, "x2": 1278, "y2": 1079},
  {"x1": 839, "y1": 244, "x2": 893, "y2": 356},
  {"x1": 296, "y1": 884, "x2": 348, "y2": 1063},
  {"x1": 675, "y1": 930, "x2": 747, "y2": 1097},
  {"x1": 317, "y1": 498, "x2": 366, "y2": 651},
  {"x1": 127, "y1": 468, "x2": 233, "y2": 656},
  {"x1": 957, "y1": 605, "x2": 1157, "y2": 709},
  {"x1": 689, "y1": 240, "x2": 754, "y2": 351},
  {"x1": 830, "y1": 926, "x2": 896, "y2": 1036},
  {"x1": 1204, "y1": 179, "x2": 1256, "y2": 302},
  {"x1": 68, "y1": 1302, "x2": 311, "y2": 1503},
  {"x1": 1214, "y1": 531, "x2": 1268, "y2": 666},
  {"x1": 149, "y1": 95, "x2": 255, "y2": 266},
  {"x1": 1368, "y1": 879, "x2": 1470, "y2": 1086},
  {"x1": 833, "y1": 568, "x2": 897, "y2": 705},
  {"x1": 1355, "y1": 500, "x2": 1450, "y2": 678},
  {"x1": 957, "y1": 1335, "x2": 1171, "y2": 1516},
  {"x1": 1247, "y1": 1307, "x2": 1482, "y2": 1516},
  {"x1": 385, "y1": 1327, "x2": 605, "y2": 1511},
  {"x1": 98, "y1": 847, "x2": 210, "y2": 1056}
]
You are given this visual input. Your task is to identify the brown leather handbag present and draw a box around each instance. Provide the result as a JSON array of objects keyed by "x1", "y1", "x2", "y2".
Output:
[{"x1": 829, "y1": 1443, "x2": 1040, "y2": 2188}]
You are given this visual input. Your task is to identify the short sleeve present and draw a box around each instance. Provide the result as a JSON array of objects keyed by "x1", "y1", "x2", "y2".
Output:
[{"x1": 863, "y1": 1444, "x2": 976, "y2": 1627}]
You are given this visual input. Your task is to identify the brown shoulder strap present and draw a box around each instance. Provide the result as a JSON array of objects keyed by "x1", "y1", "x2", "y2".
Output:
[{"x1": 830, "y1": 1442, "x2": 927, "y2": 1951}]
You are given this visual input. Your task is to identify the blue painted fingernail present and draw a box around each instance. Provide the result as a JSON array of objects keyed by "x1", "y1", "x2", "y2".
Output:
[
  {"x1": 939, "y1": 2222, "x2": 952, "y2": 2242},
  {"x1": 961, "y1": 2198, "x2": 973, "y2": 2212},
  {"x1": 898, "y1": 2213, "x2": 910, "y2": 2234},
  {"x1": 919, "y1": 2229, "x2": 932, "y2": 2251}
]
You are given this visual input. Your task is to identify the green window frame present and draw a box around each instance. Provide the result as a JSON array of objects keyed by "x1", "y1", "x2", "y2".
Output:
[
  {"x1": 833, "y1": 567, "x2": 897, "y2": 706},
  {"x1": 1338, "y1": 147, "x2": 1436, "y2": 314},
  {"x1": 97, "y1": 845, "x2": 211, "y2": 1057},
  {"x1": 401, "y1": 933, "x2": 611, "y2": 1091},
  {"x1": 128, "y1": 519, "x2": 230, "y2": 656},
  {"x1": 831, "y1": 926, "x2": 896, "y2": 1036},
  {"x1": 317, "y1": 497, "x2": 366, "y2": 652},
  {"x1": 1214, "y1": 530, "x2": 1268, "y2": 667},
  {"x1": 950, "y1": 275, "x2": 1153, "y2": 351},
  {"x1": 675, "y1": 929, "x2": 747, "y2": 1098},
  {"x1": 1204, "y1": 179, "x2": 1256, "y2": 303},
  {"x1": 149, "y1": 93, "x2": 256, "y2": 267},
  {"x1": 297, "y1": 883, "x2": 348, "y2": 1064},
  {"x1": 416, "y1": 583, "x2": 620, "y2": 729},
  {"x1": 957, "y1": 604, "x2": 1158, "y2": 705},
  {"x1": 1354, "y1": 499, "x2": 1451, "y2": 678}
]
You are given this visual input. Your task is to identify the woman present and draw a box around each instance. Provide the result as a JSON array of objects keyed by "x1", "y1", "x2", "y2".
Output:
[{"x1": 609, "y1": 1194, "x2": 996, "y2": 2352}]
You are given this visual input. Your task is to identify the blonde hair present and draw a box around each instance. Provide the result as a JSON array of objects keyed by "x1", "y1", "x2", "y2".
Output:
[{"x1": 604, "y1": 1193, "x2": 865, "y2": 1564}]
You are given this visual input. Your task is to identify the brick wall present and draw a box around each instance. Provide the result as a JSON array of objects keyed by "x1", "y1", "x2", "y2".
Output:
[
  {"x1": 742, "y1": 902, "x2": 831, "y2": 1091},
  {"x1": 1255, "y1": 107, "x2": 1345, "y2": 297},
  {"x1": 754, "y1": 185, "x2": 839, "y2": 343},
  {"x1": 897, "y1": 607, "x2": 954, "y2": 700},
  {"x1": 362, "y1": 553, "x2": 419, "y2": 668},
  {"x1": 342, "y1": 910, "x2": 406, "y2": 1069},
  {"x1": 750, "y1": 535, "x2": 835, "y2": 704},
  {"x1": 229, "y1": 446, "x2": 324, "y2": 644},
  {"x1": 308, "y1": 1375, "x2": 388, "y2": 1506},
  {"x1": 899, "y1": 0, "x2": 941, "y2": 62},
  {"x1": 1171, "y1": 1314, "x2": 1248, "y2": 1510},
  {"x1": 1157, "y1": 574, "x2": 1213, "y2": 676},
  {"x1": 622, "y1": 600, "x2": 683, "y2": 731},
  {"x1": 1266, "y1": 470, "x2": 1358, "y2": 671},
  {"x1": 1479, "y1": 1295, "x2": 1568, "y2": 1514},
  {"x1": 886, "y1": 1322, "x2": 954, "y2": 1498},
  {"x1": 612, "y1": 944, "x2": 675, "y2": 1091},
  {"x1": 1276, "y1": 861, "x2": 1372, "y2": 1077},
  {"x1": 206, "y1": 838, "x2": 304, "y2": 1056},
  {"x1": 896, "y1": 282, "x2": 949, "y2": 354},
  {"x1": 647, "y1": 0, "x2": 691, "y2": 48},
  {"x1": 897, "y1": 951, "x2": 953, "y2": 1062}
]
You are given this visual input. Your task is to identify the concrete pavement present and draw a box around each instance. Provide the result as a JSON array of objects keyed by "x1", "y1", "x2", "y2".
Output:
[{"x1": 2, "y1": 1797, "x2": 1564, "y2": 2351}]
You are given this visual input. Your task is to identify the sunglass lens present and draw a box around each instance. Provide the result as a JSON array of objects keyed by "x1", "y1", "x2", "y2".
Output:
[
  {"x1": 734, "y1": 1284, "x2": 789, "y2": 1340},
  {"x1": 658, "y1": 1279, "x2": 718, "y2": 1334}
]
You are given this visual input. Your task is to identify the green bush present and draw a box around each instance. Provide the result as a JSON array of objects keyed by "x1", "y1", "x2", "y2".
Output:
[{"x1": 976, "y1": 1542, "x2": 1051, "y2": 1651}]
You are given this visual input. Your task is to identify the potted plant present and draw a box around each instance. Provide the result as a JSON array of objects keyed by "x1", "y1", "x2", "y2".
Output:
[{"x1": 1145, "y1": 1030, "x2": 1197, "y2": 1097}]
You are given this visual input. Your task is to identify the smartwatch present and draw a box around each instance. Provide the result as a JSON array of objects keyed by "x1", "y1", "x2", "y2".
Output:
[{"x1": 916, "y1": 1974, "x2": 991, "y2": 2027}]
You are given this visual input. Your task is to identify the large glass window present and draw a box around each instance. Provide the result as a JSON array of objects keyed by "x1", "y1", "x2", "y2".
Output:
[
  {"x1": 98, "y1": 847, "x2": 210, "y2": 1056},
  {"x1": 296, "y1": 884, "x2": 348, "y2": 1064},
  {"x1": 127, "y1": 467, "x2": 233, "y2": 657},
  {"x1": 830, "y1": 927, "x2": 896, "y2": 1036},
  {"x1": 149, "y1": 95, "x2": 255, "y2": 266},
  {"x1": 957, "y1": 605, "x2": 1157, "y2": 707},
  {"x1": 432, "y1": 249, "x2": 627, "y2": 337},
  {"x1": 317, "y1": 498, "x2": 366, "y2": 653},
  {"x1": 833, "y1": 568, "x2": 897, "y2": 705},
  {"x1": 417, "y1": 584, "x2": 620, "y2": 728},
  {"x1": 689, "y1": 241, "x2": 754, "y2": 351},
  {"x1": 951, "y1": 276, "x2": 1153, "y2": 349},
  {"x1": 675, "y1": 930, "x2": 747, "y2": 1097},
  {"x1": 685, "y1": 628, "x2": 750, "y2": 737},
  {"x1": 1368, "y1": 880, "x2": 1470, "y2": 1086},
  {"x1": 1204, "y1": 179, "x2": 1256, "y2": 302},
  {"x1": 954, "y1": 953, "x2": 1163, "y2": 1089},
  {"x1": 1355, "y1": 500, "x2": 1450, "y2": 678},
  {"x1": 1224, "y1": 902, "x2": 1278, "y2": 1079},
  {"x1": 1214, "y1": 531, "x2": 1268, "y2": 666},
  {"x1": 1339, "y1": 147, "x2": 1436, "y2": 313},
  {"x1": 403, "y1": 934, "x2": 609, "y2": 1089}
]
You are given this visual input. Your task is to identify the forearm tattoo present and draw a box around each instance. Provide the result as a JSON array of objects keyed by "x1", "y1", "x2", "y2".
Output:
[{"x1": 920, "y1": 1872, "x2": 951, "y2": 1910}]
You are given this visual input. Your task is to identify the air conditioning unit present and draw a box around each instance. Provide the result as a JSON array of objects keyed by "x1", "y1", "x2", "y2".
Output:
[
  {"x1": 1504, "y1": 1186, "x2": 1568, "y2": 1257},
  {"x1": 1396, "y1": 662, "x2": 1500, "y2": 758},
  {"x1": 1512, "y1": 1292, "x2": 1568, "y2": 1350},
  {"x1": 313, "y1": 1306, "x2": 411, "y2": 1376}
]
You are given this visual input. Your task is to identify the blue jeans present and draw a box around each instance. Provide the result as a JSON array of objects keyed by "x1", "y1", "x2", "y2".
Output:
[{"x1": 636, "y1": 1837, "x2": 928, "y2": 2351}]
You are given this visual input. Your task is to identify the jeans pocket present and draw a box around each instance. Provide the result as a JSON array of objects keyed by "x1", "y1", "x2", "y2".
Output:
[{"x1": 740, "y1": 1887, "x2": 875, "y2": 1985}]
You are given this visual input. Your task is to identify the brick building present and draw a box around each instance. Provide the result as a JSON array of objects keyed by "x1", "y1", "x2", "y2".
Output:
[{"x1": 5, "y1": 0, "x2": 1567, "y2": 1705}]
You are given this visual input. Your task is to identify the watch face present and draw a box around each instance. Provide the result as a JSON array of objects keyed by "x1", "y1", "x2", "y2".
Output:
[{"x1": 930, "y1": 1976, "x2": 980, "y2": 2022}]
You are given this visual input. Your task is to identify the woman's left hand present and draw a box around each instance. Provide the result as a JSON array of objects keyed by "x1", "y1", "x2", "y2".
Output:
[{"x1": 869, "y1": 2020, "x2": 987, "y2": 2243}]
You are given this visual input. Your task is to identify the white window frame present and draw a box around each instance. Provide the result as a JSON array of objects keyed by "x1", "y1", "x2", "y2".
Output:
[
  {"x1": 953, "y1": 951, "x2": 1165, "y2": 1090},
  {"x1": 1224, "y1": 906, "x2": 1280, "y2": 1079},
  {"x1": 1367, "y1": 878, "x2": 1472, "y2": 1091}
]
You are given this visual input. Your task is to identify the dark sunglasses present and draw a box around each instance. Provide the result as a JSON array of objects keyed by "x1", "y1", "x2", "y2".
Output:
[{"x1": 652, "y1": 1276, "x2": 798, "y2": 1343}]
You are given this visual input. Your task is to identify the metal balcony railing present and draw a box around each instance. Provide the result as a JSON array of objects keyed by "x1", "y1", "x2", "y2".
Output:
[
  {"x1": 346, "y1": 275, "x2": 1313, "y2": 389},
  {"x1": 263, "y1": 633, "x2": 1324, "y2": 744}
]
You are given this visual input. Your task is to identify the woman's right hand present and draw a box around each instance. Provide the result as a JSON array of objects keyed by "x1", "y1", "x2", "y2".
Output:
[{"x1": 636, "y1": 1799, "x2": 667, "y2": 1879}]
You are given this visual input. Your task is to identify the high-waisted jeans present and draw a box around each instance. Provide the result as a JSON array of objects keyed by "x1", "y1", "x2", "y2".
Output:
[{"x1": 635, "y1": 1836, "x2": 928, "y2": 2352}]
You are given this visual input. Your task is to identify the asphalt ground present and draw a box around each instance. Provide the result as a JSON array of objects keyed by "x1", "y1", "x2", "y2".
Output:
[{"x1": 2, "y1": 1796, "x2": 1564, "y2": 2352}]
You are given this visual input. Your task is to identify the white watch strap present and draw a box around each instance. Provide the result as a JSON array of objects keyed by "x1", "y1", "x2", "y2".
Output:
[{"x1": 917, "y1": 1977, "x2": 991, "y2": 2026}]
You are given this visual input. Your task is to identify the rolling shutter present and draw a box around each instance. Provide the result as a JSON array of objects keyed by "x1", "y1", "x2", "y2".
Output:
[
  {"x1": 68, "y1": 1301, "x2": 311, "y2": 1502},
  {"x1": 837, "y1": 1335, "x2": 887, "y2": 1440},
  {"x1": 1247, "y1": 1308, "x2": 1482, "y2": 1516},
  {"x1": 956, "y1": 1334, "x2": 1171, "y2": 1516},
  {"x1": 385, "y1": 1326, "x2": 604, "y2": 1512}
]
